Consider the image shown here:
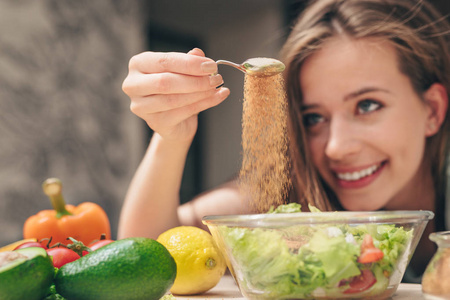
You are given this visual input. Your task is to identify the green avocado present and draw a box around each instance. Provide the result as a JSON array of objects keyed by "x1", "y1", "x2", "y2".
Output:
[
  {"x1": 55, "y1": 237, "x2": 177, "y2": 300},
  {"x1": 0, "y1": 247, "x2": 54, "y2": 300}
]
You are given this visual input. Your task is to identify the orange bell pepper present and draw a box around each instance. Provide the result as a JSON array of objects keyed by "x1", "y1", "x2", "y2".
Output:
[{"x1": 23, "y1": 178, "x2": 111, "y2": 247}]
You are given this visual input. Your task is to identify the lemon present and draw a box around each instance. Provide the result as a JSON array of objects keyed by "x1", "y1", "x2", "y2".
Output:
[{"x1": 157, "y1": 226, "x2": 227, "y2": 295}]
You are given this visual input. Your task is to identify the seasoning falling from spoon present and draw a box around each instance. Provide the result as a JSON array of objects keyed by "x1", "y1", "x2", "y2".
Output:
[
  {"x1": 216, "y1": 57, "x2": 285, "y2": 77},
  {"x1": 238, "y1": 65, "x2": 291, "y2": 213}
]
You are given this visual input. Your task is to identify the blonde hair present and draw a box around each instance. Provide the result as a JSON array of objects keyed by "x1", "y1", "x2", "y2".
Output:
[{"x1": 281, "y1": 0, "x2": 450, "y2": 215}]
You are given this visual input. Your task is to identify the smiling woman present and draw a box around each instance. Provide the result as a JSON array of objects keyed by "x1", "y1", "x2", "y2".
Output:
[
  {"x1": 281, "y1": 0, "x2": 450, "y2": 282},
  {"x1": 118, "y1": 0, "x2": 449, "y2": 284}
]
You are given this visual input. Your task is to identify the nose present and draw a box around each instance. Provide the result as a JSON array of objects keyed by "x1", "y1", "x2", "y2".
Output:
[{"x1": 324, "y1": 117, "x2": 361, "y2": 161}]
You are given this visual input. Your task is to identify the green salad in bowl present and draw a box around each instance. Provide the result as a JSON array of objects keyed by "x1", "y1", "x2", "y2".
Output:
[{"x1": 202, "y1": 204, "x2": 433, "y2": 299}]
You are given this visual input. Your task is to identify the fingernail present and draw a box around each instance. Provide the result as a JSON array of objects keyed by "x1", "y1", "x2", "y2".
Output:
[
  {"x1": 209, "y1": 74, "x2": 223, "y2": 86},
  {"x1": 201, "y1": 61, "x2": 218, "y2": 73},
  {"x1": 218, "y1": 87, "x2": 230, "y2": 97}
]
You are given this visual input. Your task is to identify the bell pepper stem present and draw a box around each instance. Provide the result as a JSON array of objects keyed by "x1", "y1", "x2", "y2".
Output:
[{"x1": 42, "y1": 178, "x2": 72, "y2": 218}]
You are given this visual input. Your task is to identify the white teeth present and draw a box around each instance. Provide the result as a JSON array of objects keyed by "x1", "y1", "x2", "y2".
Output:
[{"x1": 336, "y1": 165, "x2": 379, "y2": 181}]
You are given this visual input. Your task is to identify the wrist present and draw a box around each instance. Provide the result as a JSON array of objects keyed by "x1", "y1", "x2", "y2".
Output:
[
  {"x1": 152, "y1": 132, "x2": 194, "y2": 149},
  {"x1": 147, "y1": 133, "x2": 194, "y2": 165}
]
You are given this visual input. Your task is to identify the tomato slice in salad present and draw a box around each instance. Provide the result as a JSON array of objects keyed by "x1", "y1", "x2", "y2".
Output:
[
  {"x1": 358, "y1": 234, "x2": 384, "y2": 264},
  {"x1": 358, "y1": 247, "x2": 384, "y2": 264},
  {"x1": 343, "y1": 269, "x2": 376, "y2": 294}
]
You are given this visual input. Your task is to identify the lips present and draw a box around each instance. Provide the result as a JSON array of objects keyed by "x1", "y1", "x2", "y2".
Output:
[{"x1": 333, "y1": 161, "x2": 386, "y2": 189}]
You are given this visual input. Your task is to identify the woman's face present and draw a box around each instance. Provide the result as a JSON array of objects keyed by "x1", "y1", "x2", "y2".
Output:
[{"x1": 299, "y1": 37, "x2": 432, "y2": 211}]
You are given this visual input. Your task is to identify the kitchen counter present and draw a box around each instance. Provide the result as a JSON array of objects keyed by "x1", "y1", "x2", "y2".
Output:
[{"x1": 177, "y1": 275, "x2": 426, "y2": 299}]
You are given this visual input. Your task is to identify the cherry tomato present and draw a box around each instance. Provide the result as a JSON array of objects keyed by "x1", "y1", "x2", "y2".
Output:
[
  {"x1": 89, "y1": 239, "x2": 114, "y2": 251},
  {"x1": 46, "y1": 247, "x2": 80, "y2": 268},
  {"x1": 344, "y1": 269, "x2": 376, "y2": 294},
  {"x1": 14, "y1": 241, "x2": 47, "y2": 250}
]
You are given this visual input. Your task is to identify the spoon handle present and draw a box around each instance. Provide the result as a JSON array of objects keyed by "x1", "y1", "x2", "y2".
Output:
[{"x1": 216, "y1": 60, "x2": 246, "y2": 74}]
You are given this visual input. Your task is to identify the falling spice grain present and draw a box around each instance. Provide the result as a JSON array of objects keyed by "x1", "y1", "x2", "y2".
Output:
[{"x1": 239, "y1": 73, "x2": 291, "y2": 213}]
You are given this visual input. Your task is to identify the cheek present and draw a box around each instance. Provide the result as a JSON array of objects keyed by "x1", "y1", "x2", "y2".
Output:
[
  {"x1": 387, "y1": 127, "x2": 426, "y2": 173},
  {"x1": 307, "y1": 135, "x2": 328, "y2": 170},
  {"x1": 378, "y1": 112, "x2": 427, "y2": 157}
]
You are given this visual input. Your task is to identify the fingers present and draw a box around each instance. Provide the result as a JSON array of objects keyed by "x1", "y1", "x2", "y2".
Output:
[
  {"x1": 123, "y1": 48, "x2": 230, "y2": 141},
  {"x1": 131, "y1": 88, "x2": 225, "y2": 113},
  {"x1": 131, "y1": 87, "x2": 230, "y2": 129},
  {"x1": 123, "y1": 72, "x2": 223, "y2": 96},
  {"x1": 187, "y1": 48, "x2": 206, "y2": 57},
  {"x1": 130, "y1": 88, "x2": 230, "y2": 114},
  {"x1": 129, "y1": 50, "x2": 217, "y2": 76},
  {"x1": 123, "y1": 48, "x2": 222, "y2": 97}
]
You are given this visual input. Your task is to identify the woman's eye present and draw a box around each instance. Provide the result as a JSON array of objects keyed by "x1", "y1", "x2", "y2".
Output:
[
  {"x1": 357, "y1": 99, "x2": 382, "y2": 114},
  {"x1": 303, "y1": 113, "x2": 324, "y2": 127}
]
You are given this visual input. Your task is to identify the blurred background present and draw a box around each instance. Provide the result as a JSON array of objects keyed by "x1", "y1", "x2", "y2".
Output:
[{"x1": 0, "y1": 0, "x2": 449, "y2": 245}]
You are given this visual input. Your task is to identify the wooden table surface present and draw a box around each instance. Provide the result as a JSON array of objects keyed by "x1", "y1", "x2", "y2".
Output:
[{"x1": 176, "y1": 275, "x2": 427, "y2": 299}]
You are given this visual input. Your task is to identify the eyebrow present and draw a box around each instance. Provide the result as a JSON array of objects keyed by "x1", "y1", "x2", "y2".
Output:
[
  {"x1": 343, "y1": 87, "x2": 391, "y2": 101},
  {"x1": 301, "y1": 87, "x2": 391, "y2": 111}
]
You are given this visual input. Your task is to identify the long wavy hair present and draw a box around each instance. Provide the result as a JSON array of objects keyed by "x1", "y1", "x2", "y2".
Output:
[{"x1": 281, "y1": 0, "x2": 450, "y2": 226}]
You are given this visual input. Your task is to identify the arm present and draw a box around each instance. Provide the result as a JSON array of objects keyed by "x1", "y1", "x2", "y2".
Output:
[
  {"x1": 118, "y1": 136, "x2": 248, "y2": 238},
  {"x1": 118, "y1": 48, "x2": 234, "y2": 239},
  {"x1": 178, "y1": 180, "x2": 250, "y2": 231},
  {"x1": 118, "y1": 133, "x2": 190, "y2": 239}
]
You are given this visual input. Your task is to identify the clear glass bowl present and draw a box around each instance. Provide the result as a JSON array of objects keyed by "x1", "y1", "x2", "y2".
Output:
[{"x1": 203, "y1": 210, "x2": 433, "y2": 299}]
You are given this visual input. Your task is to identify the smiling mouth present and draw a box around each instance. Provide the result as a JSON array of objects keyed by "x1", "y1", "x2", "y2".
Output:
[{"x1": 335, "y1": 162, "x2": 384, "y2": 181}]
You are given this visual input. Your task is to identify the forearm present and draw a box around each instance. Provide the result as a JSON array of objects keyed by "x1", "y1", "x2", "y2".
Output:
[{"x1": 118, "y1": 133, "x2": 192, "y2": 239}]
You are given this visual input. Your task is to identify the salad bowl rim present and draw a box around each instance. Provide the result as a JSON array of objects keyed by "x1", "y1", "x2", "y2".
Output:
[{"x1": 202, "y1": 210, "x2": 434, "y2": 226}]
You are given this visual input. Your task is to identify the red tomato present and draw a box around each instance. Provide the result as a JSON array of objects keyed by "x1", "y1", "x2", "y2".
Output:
[
  {"x1": 14, "y1": 242, "x2": 47, "y2": 250},
  {"x1": 89, "y1": 239, "x2": 114, "y2": 251},
  {"x1": 344, "y1": 269, "x2": 377, "y2": 294},
  {"x1": 46, "y1": 247, "x2": 81, "y2": 268},
  {"x1": 358, "y1": 234, "x2": 384, "y2": 264},
  {"x1": 358, "y1": 248, "x2": 384, "y2": 264}
]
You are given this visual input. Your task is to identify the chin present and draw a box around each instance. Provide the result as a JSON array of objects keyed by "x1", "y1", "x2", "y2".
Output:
[{"x1": 338, "y1": 198, "x2": 386, "y2": 212}]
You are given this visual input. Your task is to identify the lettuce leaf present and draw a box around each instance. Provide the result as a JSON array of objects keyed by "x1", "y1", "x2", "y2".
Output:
[
  {"x1": 267, "y1": 203, "x2": 302, "y2": 213},
  {"x1": 306, "y1": 230, "x2": 360, "y2": 286}
]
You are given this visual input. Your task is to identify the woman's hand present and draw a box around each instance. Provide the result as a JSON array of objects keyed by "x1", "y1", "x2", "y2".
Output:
[{"x1": 122, "y1": 48, "x2": 230, "y2": 142}]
